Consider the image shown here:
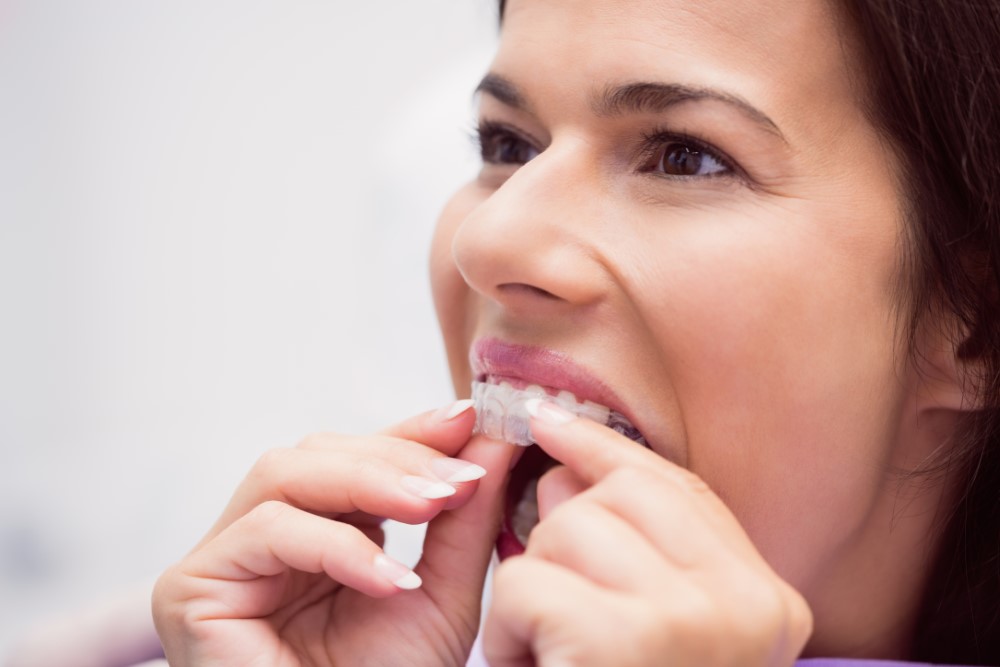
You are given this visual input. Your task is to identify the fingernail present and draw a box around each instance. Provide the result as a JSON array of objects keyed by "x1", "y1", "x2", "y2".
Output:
[
  {"x1": 401, "y1": 475, "x2": 457, "y2": 499},
  {"x1": 525, "y1": 398, "x2": 576, "y2": 425},
  {"x1": 374, "y1": 554, "x2": 422, "y2": 590},
  {"x1": 430, "y1": 457, "x2": 487, "y2": 483},
  {"x1": 434, "y1": 399, "x2": 476, "y2": 422}
]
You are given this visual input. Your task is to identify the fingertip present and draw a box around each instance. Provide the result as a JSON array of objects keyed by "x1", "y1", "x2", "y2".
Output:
[
  {"x1": 401, "y1": 475, "x2": 457, "y2": 500},
  {"x1": 441, "y1": 478, "x2": 481, "y2": 510},
  {"x1": 525, "y1": 398, "x2": 576, "y2": 425},
  {"x1": 430, "y1": 457, "x2": 487, "y2": 484},
  {"x1": 382, "y1": 400, "x2": 477, "y2": 456},
  {"x1": 433, "y1": 399, "x2": 476, "y2": 423},
  {"x1": 524, "y1": 402, "x2": 652, "y2": 485},
  {"x1": 373, "y1": 554, "x2": 423, "y2": 591}
]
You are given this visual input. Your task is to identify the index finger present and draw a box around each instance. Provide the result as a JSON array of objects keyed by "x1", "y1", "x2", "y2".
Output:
[
  {"x1": 525, "y1": 399, "x2": 764, "y2": 566},
  {"x1": 524, "y1": 399, "x2": 673, "y2": 485},
  {"x1": 525, "y1": 400, "x2": 730, "y2": 511},
  {"x1": 377, "y1": 398, "x2": 477, "y2": 457}
]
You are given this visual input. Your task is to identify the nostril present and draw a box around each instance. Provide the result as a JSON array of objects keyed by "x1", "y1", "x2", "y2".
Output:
[{"x1": 498, "y1": 283, "x2": 561, "y2": 300}]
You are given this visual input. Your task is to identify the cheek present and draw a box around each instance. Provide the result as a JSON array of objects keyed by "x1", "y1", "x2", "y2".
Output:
[
  {"x1": 627, "y1": 198, "x2": 904, "y2": 583},
  {"x1": 430, "y1": 182, "x2": 487, "y2": 395}
]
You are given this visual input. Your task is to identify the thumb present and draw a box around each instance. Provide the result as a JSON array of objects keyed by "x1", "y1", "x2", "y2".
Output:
[{"x1": 415, "y1": 434, "x2": 516, "y2": 618}]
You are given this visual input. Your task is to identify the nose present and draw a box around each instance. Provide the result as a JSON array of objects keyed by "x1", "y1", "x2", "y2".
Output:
[{"x1": 451, "y1": 147, "x2": 608, "y2": 317}]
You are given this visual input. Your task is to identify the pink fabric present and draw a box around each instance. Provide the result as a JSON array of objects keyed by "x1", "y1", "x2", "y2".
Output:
[{"x1": 465, "y1": 639, "x2": 973, "y2": 667}]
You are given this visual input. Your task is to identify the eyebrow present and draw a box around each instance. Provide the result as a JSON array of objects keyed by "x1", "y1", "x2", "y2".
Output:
[
  {"x1": 476, "y1": 73, "x2": 530, "y2": 112},
  {"x1": 475, "y1": 73, "x2": 787, "y2": 143}
]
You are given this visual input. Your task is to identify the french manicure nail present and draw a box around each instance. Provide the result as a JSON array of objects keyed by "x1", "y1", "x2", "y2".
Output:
[
  {"x1": 434, "y1": 399, "x2": 476, "y2": 422},
  {"x1": 430, "y1": 457, "x2": 487, "y2": 483},
  {"x1": 401, "y1": 475, "x2": 457, "y2": 499},
  {"x1": 525, "y1": 398, "x2": 576, "y2": 425},
  {"x1": 374, "y1": 554, "x2": 422, "y2": 590}
]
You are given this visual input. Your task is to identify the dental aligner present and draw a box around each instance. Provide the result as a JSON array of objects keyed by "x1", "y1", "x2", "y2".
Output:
[{"x1": 471, "y1": 380, "x2": 647, "y2": 447}]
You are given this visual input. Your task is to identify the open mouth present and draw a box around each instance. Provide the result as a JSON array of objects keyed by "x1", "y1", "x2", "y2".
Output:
[{"x1": 471, "y1": 377, "x2": 649, "y2": 559}]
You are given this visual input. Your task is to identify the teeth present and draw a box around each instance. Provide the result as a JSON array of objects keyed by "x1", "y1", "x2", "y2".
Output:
[
  {"x1": 471, "y1": 380, "x2": 645, "y2": 447},
  {"x1": 524, "y1": 384, "x2": 549, "y2": 398},
  {"x1": 581, "y1": 400, "x2": 611, "y2": 424},
  {"x1": 512, "y1": 479, "x2": 539, "y2": 544},
  {"x1": 556, "y1": 390, "x2": 577, "y2": 409}
]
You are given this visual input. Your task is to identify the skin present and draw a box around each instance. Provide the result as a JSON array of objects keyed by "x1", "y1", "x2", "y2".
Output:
[
  {"x1": 153, "y1": 0, "x2": 969, "y2": 664},
  {"x1": 433, "y1": 0, "x2": 963, "y2": 657}
]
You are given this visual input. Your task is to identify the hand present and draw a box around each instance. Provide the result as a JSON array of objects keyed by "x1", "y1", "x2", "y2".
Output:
[
  {"x1": 153, "y1": 401, "x2": 516, "y2": 667},
  {"x1": 483, "y1": 400, "x2": 813, "y2": 667}
]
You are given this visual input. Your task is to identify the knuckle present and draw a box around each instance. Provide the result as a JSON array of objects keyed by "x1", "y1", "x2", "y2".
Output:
[
  {"x1": 670, "y1": 466, "x2": 714, "y2": 495},
  {"x1": 722, "y1": 578, "x2": 794, "y2": 653},
  {"x1": 296, "y1": 431, "x2": 336, "y2": 450},
  {"x1": 249, "y1": 499, "x2": 291, "y2": 525},
  {"x1": 491, "y1": 558, "x2": 518, "y2": 588},
  {"x1": 346, "y1": 454, "x2": 387, "y2": 485},
  {"x1": 757, "y1": 579, "x2": 787, "y2": 618},
  {"x1": 643, "y1": 593, "x2": 720, "y2": 658},
  {"x1": 780, "y1": 582, "x2": 815, "y2": 646},
  {"x1": 492, "y1": 557, "x2": 532, "y2": 601},
  {"x1": 603, "y1": 465, "x2": 653, "y2": 491},
  {"x1": 630, "y1": 603, "x2": 676, "y2": 654},
  {"x1": 674, "y1": 589, "x2": 717, "y2": 632},
  {"x1": 248, "y1": 447, "x2": 292, "y2": 480},
  {"x1": 152, "y1": 564, "x2": 203, "y2": 635},
  {"x1": 526, "y1": 502, "x2": 586, "y2": 556},
  {"x1": 151, "y1": 568, "x2": 178, "y2": 620}
]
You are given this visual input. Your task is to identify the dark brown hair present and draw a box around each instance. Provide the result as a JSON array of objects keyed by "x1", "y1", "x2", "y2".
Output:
[
  {"x1": 842, "y1": 1, "x2": 1000, "y2": 663},
  {"x1": 497, "y1": 0, "x2": 1000, "y2": 662}
]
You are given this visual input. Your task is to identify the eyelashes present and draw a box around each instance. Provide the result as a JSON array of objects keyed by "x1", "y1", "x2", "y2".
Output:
[
  {"x1": 472, "y1": 119, "x2": 742, "y2": 182},
  {"x1": 473, "y1": 120, "x2": 541, "y2": 166},
  {"x1": 637, "y1": 129, "x2": 736, "y2": 179}
]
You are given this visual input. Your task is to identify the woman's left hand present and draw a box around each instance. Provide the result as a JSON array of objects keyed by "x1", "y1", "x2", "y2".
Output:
[{"x1": 482, "y1": 401, "x2": 813, "y2": 667}]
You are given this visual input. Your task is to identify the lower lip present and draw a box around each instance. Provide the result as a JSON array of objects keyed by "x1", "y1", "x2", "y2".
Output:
[
  {"x1": 496, "y1": 523, "x2": 525, "y2": 560},
  {"x1": 496, "y1": 443, "x2": 534, "y2": 560},
  {"x1": 497, "y1": 482, "x2": 527, "y2": 560}
]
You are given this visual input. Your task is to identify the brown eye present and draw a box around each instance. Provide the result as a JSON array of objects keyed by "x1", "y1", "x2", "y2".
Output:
[
  {"x1": 476, "y1": 122, "x2": 540, "y2": 166},
  {"x1": 646, "y1": 138, "x2": 730, "y2": 178},
  {"x1": 661, "y1": 144, "x2": 702, "y2": 175}
]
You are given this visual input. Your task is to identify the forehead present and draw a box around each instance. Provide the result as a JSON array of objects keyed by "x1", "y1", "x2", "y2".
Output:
[
  {"x1": 497, "y1": 0, "x2": 860, "y2": 135},
  {"x1": 501, "y1": 0, "x2": 848, "y2": 62}
]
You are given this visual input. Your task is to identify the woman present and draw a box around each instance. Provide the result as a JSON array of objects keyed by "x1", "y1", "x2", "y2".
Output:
[{"x1": 152, "y1": 0, "x2": 1000, "y2": 665}]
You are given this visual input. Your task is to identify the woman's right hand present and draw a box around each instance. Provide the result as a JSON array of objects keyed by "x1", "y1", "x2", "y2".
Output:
[{"x1": 152, "y1": 400, "x2": 514, "y2": 667}]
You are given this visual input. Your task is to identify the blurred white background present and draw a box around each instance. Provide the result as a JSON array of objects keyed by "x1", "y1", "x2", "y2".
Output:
[{"x1": 0, "y1": 0, "x2": 498, "y2": 657}]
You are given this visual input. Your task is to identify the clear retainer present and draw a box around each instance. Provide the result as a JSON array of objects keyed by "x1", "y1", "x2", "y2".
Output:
[{"x1": 471, "y1": 380, "x2": 647, "y2": 447}]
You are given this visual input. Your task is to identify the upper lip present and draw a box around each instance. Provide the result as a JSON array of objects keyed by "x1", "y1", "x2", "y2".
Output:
[{"x1": 470, "y1": 337, "x2": 641, "y2": 430}]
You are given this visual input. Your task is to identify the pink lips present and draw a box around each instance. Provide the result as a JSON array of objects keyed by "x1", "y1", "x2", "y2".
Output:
[
  {"x1": 474, "y1": 337, "x2": 644, "y2": 562},
  {"x1": 470, "y1": 337, "x2": 632, "y2": 420}
]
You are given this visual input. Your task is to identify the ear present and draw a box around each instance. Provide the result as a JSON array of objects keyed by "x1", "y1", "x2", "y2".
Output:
[{"x1": 911, "y1": 313, "x2": 983, "y2": 415}]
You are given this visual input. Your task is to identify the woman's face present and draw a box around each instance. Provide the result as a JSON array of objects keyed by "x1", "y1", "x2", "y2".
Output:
[{"x1": 431, "y1": 0, "x2": 940, "y2": 654}]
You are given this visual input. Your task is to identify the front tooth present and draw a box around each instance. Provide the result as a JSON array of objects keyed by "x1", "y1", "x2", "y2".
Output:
[
  {"x1": 581, "y1": 400, "x2": 611, "y2": 423},
  {"x1": 524, "y1": 384, "x2": 548, "y2": 398},
  {"x1": 472, "y1": 380, "x2": 629, "y2": 448},
  {"x1": 555, "y1": 390, "x2": 578, "y2": 410}
]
